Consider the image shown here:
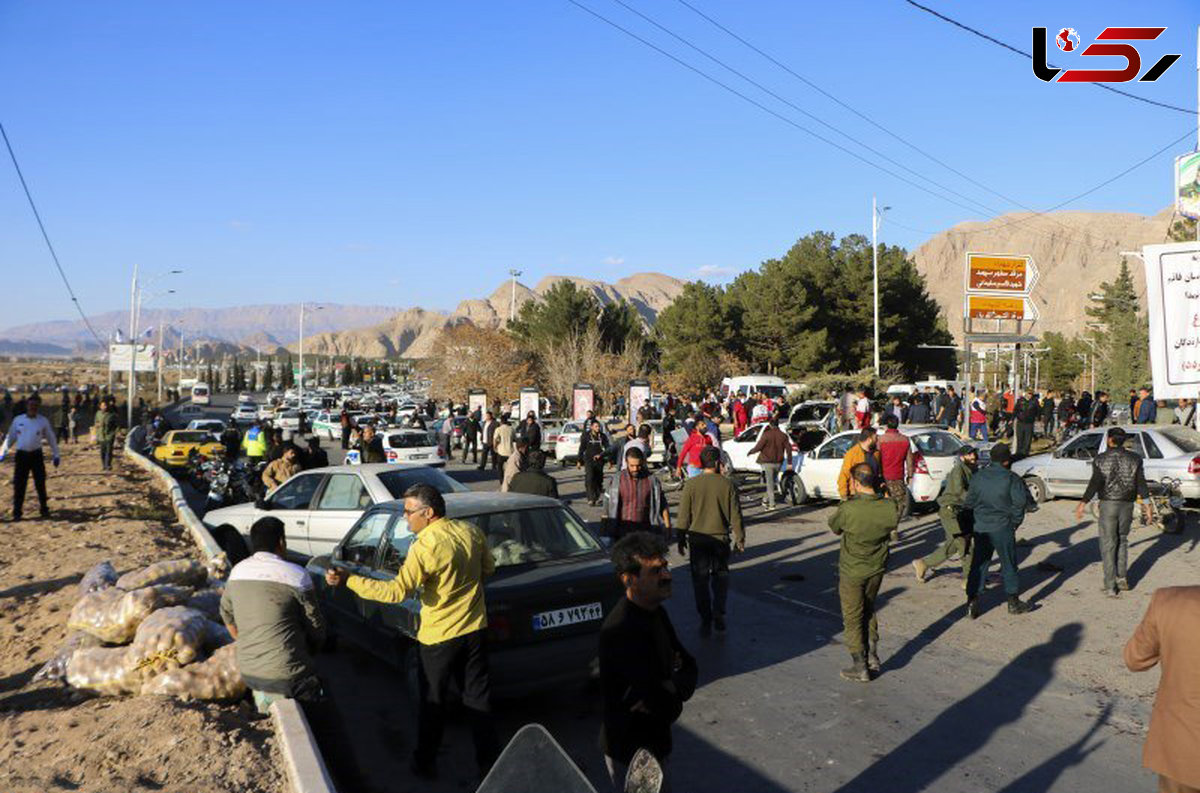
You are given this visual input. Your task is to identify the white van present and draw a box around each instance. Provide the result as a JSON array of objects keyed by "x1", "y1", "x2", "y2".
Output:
[
  {"x1": 191, "y1": 383, "x2": 211, "y2": 406},
  {"x1": 720, "y1": 375, "x2": 788, "y2": 401}
]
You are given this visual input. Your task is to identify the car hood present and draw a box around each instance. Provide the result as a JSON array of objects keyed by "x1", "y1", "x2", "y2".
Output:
[{"x1": 1012, "y1": 453, "x2": 1052, "y2": 474}]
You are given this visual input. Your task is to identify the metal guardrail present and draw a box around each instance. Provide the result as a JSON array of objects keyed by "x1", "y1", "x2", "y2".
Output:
[{"x1": 124, "y1": 424, "x2": 336, "y2": 793}]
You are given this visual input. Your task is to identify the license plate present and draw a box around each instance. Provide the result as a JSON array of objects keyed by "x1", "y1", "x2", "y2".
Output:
[
  {"x1": 409, "y1": 454, "x2": 429, "y2": 460},
  {"x1": 531, "y1": 602, "x2": 603, "y2": 631}
]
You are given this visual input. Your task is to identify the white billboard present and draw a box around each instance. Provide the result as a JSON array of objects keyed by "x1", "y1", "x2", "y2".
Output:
[
  {"x1": 519, "y1": 387, "x2": 540, "y2": 419},
  {"x1": 108, "y1": 343, "x2": 156, "y2": 373},
  {"x1": 1143, "y1": 242, "x2": 1200, "y2": 398}
]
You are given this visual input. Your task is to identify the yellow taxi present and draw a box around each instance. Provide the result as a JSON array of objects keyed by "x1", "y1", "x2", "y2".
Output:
[{"x1": 153, "y1": 430, "x2": 225, "y2": 469}]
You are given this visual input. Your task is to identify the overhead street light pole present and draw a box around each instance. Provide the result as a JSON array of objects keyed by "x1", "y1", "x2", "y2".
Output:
[
  {"x1": 126, "y1": 263, "x2": 138, "y2": 429},
  {"x1": 509, "y1": 269, "x2": 522, "y2": 324},
  {"x1": 872, "y1": 198, "x2": 890, "y2": 376}
]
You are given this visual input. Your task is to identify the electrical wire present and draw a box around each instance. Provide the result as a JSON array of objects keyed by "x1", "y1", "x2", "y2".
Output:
[
  {"x1": 903, "y1": 0, "x2": 1193, "y2": 115},
  {"x1": 1, "y1": 121, "x2": 105, "y2": 347}
]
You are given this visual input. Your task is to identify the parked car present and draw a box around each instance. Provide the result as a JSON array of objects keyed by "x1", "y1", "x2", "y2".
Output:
[
  {"x1": 373, "y1": 429, "x2": 445, "y2": 467},
  {"x1": 1012, "y1": 424, "x2": 1200, "y2": 502},
  {"x1": 725, "y1": 423, "x2": 804, "y2": 474},
  {"x1": 203, "y1": 463, "x2": 469, "y2": 561},
  {"x1": 275, "y1": 410, "x2": 302, "y2": 433},
  {"x1": 153, "y1": 430, "x2": 225, "y2": 469},
  {"x1": 787, "y1": 401, "x2": 838, "y2": 433},
  {"x1": 305, "y1": 493, "x2": 622, "y2": 696},
  {"x1": 186, "y1": 419, "x2": 226, "y2": 439},
  {"x1": 231, "y1": 404, "x2": 258, "y2": 426},
  {"x1": 792, "y1": 426, "x2": 967, "y2": 506},
  {"x1": 176, "y1": 404, "x2": 207, "y2": 422}
]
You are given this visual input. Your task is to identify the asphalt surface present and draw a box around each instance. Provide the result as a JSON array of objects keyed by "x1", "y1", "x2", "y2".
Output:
[{"x1": 174, "y1": 394, "x2": 1158, "y2": 793}]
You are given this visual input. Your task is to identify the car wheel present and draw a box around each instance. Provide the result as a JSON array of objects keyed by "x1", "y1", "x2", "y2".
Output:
[
  {"x1": 789, "y1": 476, "x2": 808, "y2": 505},
  {"x1": 211, "y1": 524, "x2": 251, "y2": 565},
  {"x1": 1025, "y1": 475, "x2": 1048, "y2": 504}
]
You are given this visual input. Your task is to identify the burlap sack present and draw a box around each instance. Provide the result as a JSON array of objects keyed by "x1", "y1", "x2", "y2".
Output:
[
  {"x1": 32, "y1": 631, "x2": 103, "y2": 683},
  {"x1": 142, "y1": 644, "x2": 246, "y2": 700},
  {"x1": 126, "y1": 607, "x2": 209, "y2": 677},
  {"x1": 78, "y1": 561, "x2": 119, "y2": 595},
  {"x1": 66, "y1": 646, "x2": 141, "y2": 696},
  {"x1": 67, "y1": 584, "x2": 193, "y2": 643},
  {"x1": 116, "y1": 559, "x2": 208, "y2": 591}
]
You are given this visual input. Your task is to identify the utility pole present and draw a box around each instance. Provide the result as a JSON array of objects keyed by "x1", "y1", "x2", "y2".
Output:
[
  {"x1": 127, "y1": 263, "x2": 139, "y2": 429},
  {"x1": 508, "y1": 269, "x2": 522, "y2": 323},
  {"x1": 178, "y1": 324, "x2": 184, "y2": 390},
  {"x1": 871, "y1": 198, "x2": 890, "y2": 376},
  {"x1": 156, "y1": 320, "x2": 165, "y2": 403}
]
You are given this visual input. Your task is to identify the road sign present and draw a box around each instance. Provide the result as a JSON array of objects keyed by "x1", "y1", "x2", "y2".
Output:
[
  {"x1": 1143, "y1": 241, "x2": 1200, "y2": 398},
  {"x1": 965, "y1": 295, "x2": 1038, "y2": 321},
  {"x1": 108, "y1": 343, "x2": 156, "y2": 372},
  {"x1": 965, "y1": 253, "x2": 1038, "y2": 294}
]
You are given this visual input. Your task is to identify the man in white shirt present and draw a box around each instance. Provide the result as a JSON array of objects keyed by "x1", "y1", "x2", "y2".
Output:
[{"x1": 0, "y1": 393, "x2": 60, "y2": 521}]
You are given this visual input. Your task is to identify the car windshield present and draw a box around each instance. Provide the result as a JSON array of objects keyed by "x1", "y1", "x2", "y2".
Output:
[
  {"x1": 463, "y1": 507, "x2": 603, "y2": 568},
  {"x1": 173, "y1": 432, "x2": 210, "y2": 444},
  {"x1": 792, "y1": 403, "x2": 831, "y2": 421},
  {"x1": 909, "y1": 431, "x2": 964, "y2": 457},
  {"x1": 561, "y1": 423, "x2": 584, "y2": 434},
  {"x1": 281, "y1": 411, "x2": 299, "y2": 418},
  {"x1": 376, "y1": 468, "x2": 469, "y2": 498},
  {"x1": 1156, "y1": 426, "x2": 1200, "y2": 453},
  {"x1": 759, "y1": 386, "x2": 787, "y2": 399},
  {"x1": 387, "y1": 433, "x2": 434, "y2": 448}
]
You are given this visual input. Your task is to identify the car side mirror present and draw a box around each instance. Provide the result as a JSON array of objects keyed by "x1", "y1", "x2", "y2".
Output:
[
  {"x1": 332, "y1": 545, "x2": 343, "y2": 562},
  {"x1": 256, "y1": 498, "x2": 273, "y2": 510}
]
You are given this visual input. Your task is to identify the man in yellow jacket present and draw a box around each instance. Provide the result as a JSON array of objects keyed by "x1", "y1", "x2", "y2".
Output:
[
  {"x1": 325, "y1": 483, "x2": 499, "y2": 779},
  {"x1": 838, "y1": 428, "x2": 881, "y2": 499}
]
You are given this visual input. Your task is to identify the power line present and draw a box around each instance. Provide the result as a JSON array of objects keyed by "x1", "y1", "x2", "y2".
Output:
[
  {"x1": 903, "y1": 0, "x2": 1193, "y2": 115},
  {"x1": 1, "y1": 121, "x2": 105, "y2": 347}
]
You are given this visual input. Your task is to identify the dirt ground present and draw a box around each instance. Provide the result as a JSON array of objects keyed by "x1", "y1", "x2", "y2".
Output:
[
  {"x1": 0, "y1": 439, "x2": 285, "y2": 793},
  {"x1": 0, "y1": 360, "x2": 109, "y2": 393}
]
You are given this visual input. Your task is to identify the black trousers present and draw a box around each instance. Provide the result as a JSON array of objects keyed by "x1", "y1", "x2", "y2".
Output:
[
  {"x1": 1015, "y1": 422, "x2": 1034, "y2": 457},
  {"x1": 340, "y1": 430, "x2": 350, "y2": 450},
  {"x1": 493, "y1": 453, "x2": 507, "y2": 473},
  {"x1": 416, "y1": 629, "x2": 500, "y2": 773},
  {"x1": 478, "y1": 443, "x2": 493, "y2": 470},
  {"x1": 688, "y1": 533, "x2": 730, "y2": 622},
  {"x1": 584, "y1": 461, "x2": 605, "y2": 503},
  {"x1": 462, "y1": 436, "x2": 478, "y2": 463},
  {"x1": 13, "y1": 449, "x2": 48, "y2": 518},
  {"x1": 99, "y1": 438, "x2": 115, "y2": 470}
]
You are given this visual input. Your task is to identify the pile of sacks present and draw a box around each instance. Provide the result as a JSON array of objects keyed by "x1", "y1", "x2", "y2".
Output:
[{"x1": 35, "y1": 555, "x2": 247, "y2": 701}]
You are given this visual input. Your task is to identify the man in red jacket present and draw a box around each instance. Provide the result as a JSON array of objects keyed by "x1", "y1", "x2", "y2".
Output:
[{"x1": 876, "y1": 415, "x2": 913, "y2": 537}]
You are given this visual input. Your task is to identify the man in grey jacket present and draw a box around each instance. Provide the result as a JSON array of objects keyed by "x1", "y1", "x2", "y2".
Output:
[
  {"x1": 603, "y1": 447, "x2": 670, "y2": 540},
  {"x1": 1075, "y1": 428, "x2": 1151, "y2": 597}
]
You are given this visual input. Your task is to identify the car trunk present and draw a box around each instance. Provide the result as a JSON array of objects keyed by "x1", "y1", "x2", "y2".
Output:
[{"x1": 483, "y1": 554, "x2": 622, "y2": 648}]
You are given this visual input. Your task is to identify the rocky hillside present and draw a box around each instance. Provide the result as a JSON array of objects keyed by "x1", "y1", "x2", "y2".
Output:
[
  {"x1": 912, "y1": 207, "x2": 1176, "y2": 340},
  {"x1": 296, "y1": 273, "x2": 687, "y2": 358}
]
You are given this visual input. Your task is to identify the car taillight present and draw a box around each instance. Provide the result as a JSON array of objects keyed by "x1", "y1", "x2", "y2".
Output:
[
  {"x1": 386, "y1": 451, "x2": 397, "y2": 462},
  {"x1": 487, "y1": 613, "x2": 511, "y2": 642},
  {"x1": 1189, "y1": 455, "x2": 1200, "y2": 475},
  {"x1": 914, "y1": 453, "x2": 929, "y2": 475},
  {"x1": 437, "y1": 446, "x2": 445, "y2": 458}
]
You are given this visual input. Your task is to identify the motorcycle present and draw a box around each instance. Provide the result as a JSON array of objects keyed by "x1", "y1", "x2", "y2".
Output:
[
  {"x1": 197, "y1": 457, "x2": 259, "y2": 515},
  {"x1": 1088, "y1": 476, "x2": 1184, "y2": 534}
]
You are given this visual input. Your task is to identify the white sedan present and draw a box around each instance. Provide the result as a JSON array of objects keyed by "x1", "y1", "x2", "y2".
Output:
[
  {"x1": 1012, "y1": 424, "x2": 1200, "y2": 502},
  {"x1": 792, "y1": 426, "x2": 967, "y2": 505},
  {"x1": 380, "y1": 429, "x2": 445, "y2": 467},
  {"x1": 186, "y1": 419, "x2": 226, "y2": 440},
  {"x1": 231, "y1": 404, "x2": 258, "y2": 425},
  {"x1": 555, "y1": 422, "x2": 610, "y2": 464},
  {"x1": 275, "y1": 410, "x2": 302, "y2": 432},
  {"x1": 203, "y1": 463, "x2": 468, "y2": 560}
]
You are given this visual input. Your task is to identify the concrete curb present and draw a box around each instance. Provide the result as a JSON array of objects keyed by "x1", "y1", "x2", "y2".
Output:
[
  {"x1": 124, "y1": 424, "x2": 337, "y2": 793},
  {"x1": 271, "y1": 700, "x2": 337, "y2": 793}
]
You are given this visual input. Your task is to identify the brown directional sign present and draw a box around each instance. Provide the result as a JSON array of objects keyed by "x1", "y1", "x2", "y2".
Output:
[
  {"x1": 965, "y1": 253, "x2": 1038, "y2": 294},
  {"x1": 966, "y1": 295, "x2": 1037, "y2": 320}
]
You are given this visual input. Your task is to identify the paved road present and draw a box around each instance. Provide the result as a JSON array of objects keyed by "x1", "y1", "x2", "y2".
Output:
[{"x1": 173, "y1": 394, "x2": 1159, "y2": 793}]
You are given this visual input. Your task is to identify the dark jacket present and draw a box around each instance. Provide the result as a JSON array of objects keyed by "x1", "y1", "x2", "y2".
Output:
[
  {"x1": 964, "y1": 465, "x2": 1029, "y2": 534},
  {"x1": 603, "y1": 469, "x2": 667, "y2": 532},
  {"x1": 678, "y1": 472, "x2": 744, "y2": 545},
  {"x1": 507, "y1": 469, "x2": 559, "y2": 499},
  {"x1": 305, "y1": 447, "x2": 329, "y2": 470},
  {"x1": 1082, "y1": 446, "x2": 1150, "y2": 503},
  {"x1": 463, "y1": 418, "x2": 480, "y2": 441},
  {"x1": 748, "y1": 424, "x2": 790, "y2": 465},
  {"x1": 580, "y1": 429, "x2": 608, "y2": 465},
  {"x1": 358, "y1": 436, "x2": 386, "y2": 464},
  {"x1": 1040, "y1": 397, "x2": 1056, "y2": 423},
  {"x1": 598, "y1": 598, "x2": 697, "y2": 764},
  {"x1": 518, "y1": 421, "x2": 542, "y2": 449},
  {"x1": 1137, "y1": 398, "x2": 1158, "y2": 424},
  {"x1": 1091, "y1": 401, "x2": 1110, "y2": 427},
  {"x1": 907, "y1": 400, "x2": 931, "y2": 424},
  {"x1": 1015, "y1": 396, "x2": 1040, "y2": 424}
]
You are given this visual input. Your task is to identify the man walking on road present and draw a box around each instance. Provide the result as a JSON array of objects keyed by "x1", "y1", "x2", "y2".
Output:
[
  {"x1": 492, "y1": 415, "x2": 514, "y2": 474},
  {"x1": 748, "y1": 416, "x2": 791, "y2": 511},
  {"x1": 676, "y1": 446, "x2": 744, "y2": 636},
  {"x1": 599, "y1": 532, "x2": 697, "y2": 792},
  {"x1": 967, "y1": 388, "x2": 988, "y2": 441},
  {"x1": 0, "y1": 393, "x2": 60, "y2": 521},
  {"x1": 325, "y1": 484, "x2": 500, "y2": 779},
  {"x1": 964, "y1": 444, "x2": 1033, "y2": 618},
  {"x1": 1075, "y1": 428, "x2": 1151, "y2": 597},
  {"x1": 828, "y1": 462, "x2": 898, "y2": 682},
  {"x1": 1124, "y1": 586, "x2": 1200, "y2": 793},
  {"x1": 877, "y1": 415, "x2": 913, "y2": 530},
  {"x1": 500, "y1": 440, "x2": 527, "y2": 493},
  {"x1": 603, "y1": 446, "x2": 669, "y2": 540},
  {"x1": 477, "y1": 411, "x2": 497, "y2": 471},
  {"x1": 1014, "y1": 389, "x2": 1040, "y2": 458},
  {"x1": 94, "y1": 398, "x2": 119, "y2": 471},
  {"x1": 461, "y1": 413, "x2": 480, "y2": 464},
  {"x1": 507, "y1": 449, "x2": 559, "y2": 499},
  {"x1": 913, "y1": 446, "x2": 976, "y2": 585},
  {"x1": 838, "y1": 428, "x2": 880, "y2": 500},
  {"x1": 580, "y1": 419, "x2": 609, "y2": 506}
]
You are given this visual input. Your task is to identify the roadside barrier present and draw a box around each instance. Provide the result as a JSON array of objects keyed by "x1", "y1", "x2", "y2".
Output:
[{"x1": 125, "y1": 425, "x2": 336, "y2": 793}]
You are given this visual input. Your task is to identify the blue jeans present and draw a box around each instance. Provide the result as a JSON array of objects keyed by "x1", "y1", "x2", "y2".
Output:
[{"x1": 969, "y1": 422, "x2": 989, "y2": 441}]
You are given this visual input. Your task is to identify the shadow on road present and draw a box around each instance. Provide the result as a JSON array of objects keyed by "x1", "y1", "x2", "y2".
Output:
[{"x1": 829, "y1": 623, "x2": 1084, "y2": 793}]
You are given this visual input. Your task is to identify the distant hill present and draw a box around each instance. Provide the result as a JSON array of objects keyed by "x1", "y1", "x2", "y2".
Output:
[
  {"x1": 911, "y1": 207, "x2": 1175, "y2": 341},
  {"x1": 296, "y1": 273, "x2": 688, "y2": 358}
]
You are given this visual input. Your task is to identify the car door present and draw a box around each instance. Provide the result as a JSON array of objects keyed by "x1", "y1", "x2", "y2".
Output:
[
  {"x1": 327, "y1": 510, "x2": 393, "y2": 645},
  {"x1": 1126, "y1": 431, "x2": 1169, "y2": 483},
  {"x1": 263, "y1": 473, "x2": 325, "y2": 558},
  {"x1": 728, "y1": 425, "x2": 764, "y2": 472},
  {"x1": 362, "y1": 515, "x2": 420, "y2": 646},
  {"x1": 803, "y1": 433, "x2": 856, "y2": 498},
  {"x1": 1046, "y1": 431, "x2": 1104, "y2": 496},
  {"x1": 307, "y1": 472, "x2": 373, "y2": 559}
]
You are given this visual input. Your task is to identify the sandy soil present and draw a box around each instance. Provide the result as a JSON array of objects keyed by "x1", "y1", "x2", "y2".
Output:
[{"x1": 0, "y1": 439, "x2": 284, "y2": 793}]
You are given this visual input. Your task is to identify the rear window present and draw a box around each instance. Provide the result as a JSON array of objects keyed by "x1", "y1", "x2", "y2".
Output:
[
  {"x1": 173, "y1": 432, "x2": 210, "y2": 443},
  {"x1": 462, "y1": 507, "x2": 603, "y2": 568},
  {"x1": 792, "y1": 404, "x2": 832, "y2": 421},
  {"x1": 758, "y1": 386, "x2": 787, "y2": 399},
  {"x1": 909, "y1": 432, "x2": 964, "y2": 457},
  {"x1": 376, "y1": 468, "x2": 469, "y2": 499},
  {"x1": 387, "y1": 433, "x2": 434, "y2": 448},
  {"x1": 1157, "y1": 426, "x2": 1200, "y2": 453}
]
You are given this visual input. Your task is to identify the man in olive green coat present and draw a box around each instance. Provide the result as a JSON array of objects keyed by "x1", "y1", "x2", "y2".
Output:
[
  {"x1": 828, "y1": 462, "x2": 899, "y2": 682},
  {"x1": 913, "y1": 446, "x2": 977, "y2": 584},
  {"x1": 94, "y1": 398, "x2": 119, "y2": 471}
]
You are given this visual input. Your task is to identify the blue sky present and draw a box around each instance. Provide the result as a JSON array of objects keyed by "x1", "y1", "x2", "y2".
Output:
[{"x1": 1, "y1": 0, "x2": 1196, "y2": 329}]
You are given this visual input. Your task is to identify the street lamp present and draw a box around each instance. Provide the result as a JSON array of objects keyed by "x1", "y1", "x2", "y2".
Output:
[
  {"x1": 125, "y1": 265, "x2": 181, "y2": 428},
  {"x1": 508, "y1": 269, "x2": 522, "y2": 323},
  {"x1": 298, "y1": 303, "x2": 323, "y2": 410},
  {"x1": 872, "y1": 198, "x2": 891, "y2": 376}
]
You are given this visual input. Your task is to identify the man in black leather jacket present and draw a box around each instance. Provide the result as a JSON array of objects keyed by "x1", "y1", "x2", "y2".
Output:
[{"x1": 1075, "y1": 428, "x2": 1151, "y2": 597}]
